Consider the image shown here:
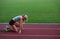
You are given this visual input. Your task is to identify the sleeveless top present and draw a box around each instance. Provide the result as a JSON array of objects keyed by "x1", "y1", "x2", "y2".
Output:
[{"x1": 12, "y1": 16, "x2": 20, "y2": 22}]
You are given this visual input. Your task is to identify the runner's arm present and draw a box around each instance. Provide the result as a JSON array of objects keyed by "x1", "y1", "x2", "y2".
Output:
[{"x1": 18, "y1": 16, "x2": 23, "y2": 33}]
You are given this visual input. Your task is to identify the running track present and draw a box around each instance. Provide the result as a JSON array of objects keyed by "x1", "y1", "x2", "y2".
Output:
[{"x1": 0, "y1": 23, "x2": 60, "y2": 39}]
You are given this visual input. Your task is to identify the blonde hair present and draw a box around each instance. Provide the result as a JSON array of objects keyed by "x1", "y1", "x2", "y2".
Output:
[
  {"x1": 23, "y1": 15, "x2": 28, "y2": 22},
  {"x1": 24, "y1": 15, "x2": 28, "y2": 19}
]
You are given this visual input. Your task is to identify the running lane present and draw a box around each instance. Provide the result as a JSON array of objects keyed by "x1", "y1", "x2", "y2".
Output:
[{"x1": 0, "y1": 23, "x2": 60, "y2": 39}]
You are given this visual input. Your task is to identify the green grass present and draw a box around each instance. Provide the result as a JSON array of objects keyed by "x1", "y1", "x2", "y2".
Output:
[{"x1": 0, "y1": 0, "x2": 60, "y2": 23}]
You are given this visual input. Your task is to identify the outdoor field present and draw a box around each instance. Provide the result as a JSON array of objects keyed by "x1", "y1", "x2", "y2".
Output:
[{"x1": 0, "y1": 0, "x2": 60, "y2": 23}]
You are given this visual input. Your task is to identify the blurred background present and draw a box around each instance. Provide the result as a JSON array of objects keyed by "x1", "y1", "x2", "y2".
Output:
[{"x1": 0, "y1": 0, "x2": 60, "y2": 23}]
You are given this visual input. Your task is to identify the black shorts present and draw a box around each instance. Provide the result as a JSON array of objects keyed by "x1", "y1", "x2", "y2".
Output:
[{"x1": 9, "y1": 19, "x2": 15, "y2": 26}]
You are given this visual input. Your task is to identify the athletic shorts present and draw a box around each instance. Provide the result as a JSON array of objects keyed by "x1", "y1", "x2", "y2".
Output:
[{"x1": 9, "y1": 19, "x2": 15, "y2": 26}]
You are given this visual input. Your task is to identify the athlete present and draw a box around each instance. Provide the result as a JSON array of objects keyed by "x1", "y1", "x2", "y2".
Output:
[{"x1": 3, "y1": 15, "x2": 28, "y2": 34}]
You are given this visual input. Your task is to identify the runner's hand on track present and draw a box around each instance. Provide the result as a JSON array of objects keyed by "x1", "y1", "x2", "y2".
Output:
[{"x1": 18, "y1": 30, "x2": 21, "y2": 34}]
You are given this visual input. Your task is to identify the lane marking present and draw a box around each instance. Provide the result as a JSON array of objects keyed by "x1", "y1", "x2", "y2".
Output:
[
  {"x1": 24, "y1": 28, "x2": 60, "y2": 30},
  {"x1": 0, "y1": 23, "x2": 60, "y2": 25},
  {"x1": 0, "y1": 34, "x2": 60, "y2": 36}
]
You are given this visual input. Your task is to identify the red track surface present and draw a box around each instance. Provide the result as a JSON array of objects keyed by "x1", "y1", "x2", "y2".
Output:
[{"x1": 0, "y1": 23, "x2": 60, "y2": 39}]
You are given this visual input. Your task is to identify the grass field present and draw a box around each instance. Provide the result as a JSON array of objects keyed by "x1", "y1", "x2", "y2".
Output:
[{"x1": 0, "y1": 0, "x2": 60, "y2": 23}]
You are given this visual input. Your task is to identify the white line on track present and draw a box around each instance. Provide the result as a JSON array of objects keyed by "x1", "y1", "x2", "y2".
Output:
[
  {"x1": 0, "y1": 23, "x2": 60, "y2": 24},
  {"x1": 24, "y1": 28, "x2": 60, "y2": 30},
  {"x1": 0, "y1": 34, "x2": 60, "y2": 36}
]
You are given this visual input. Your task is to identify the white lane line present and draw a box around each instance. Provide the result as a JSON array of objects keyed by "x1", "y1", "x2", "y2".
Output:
[
  {"x1": 0, "y1": 23, "x2": 60, "y2": 24},
  {"x1": 24, "y1": 28, "x2": 60, "y2": 30},
  {"x1": 0, "y1": 34, "x2": 60, "y2": 36}
]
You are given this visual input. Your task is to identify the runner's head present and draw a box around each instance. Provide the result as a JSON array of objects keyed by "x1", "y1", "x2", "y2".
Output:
[{"x1": 23, "y1": 15, "x2": 28, "y2": 20}]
